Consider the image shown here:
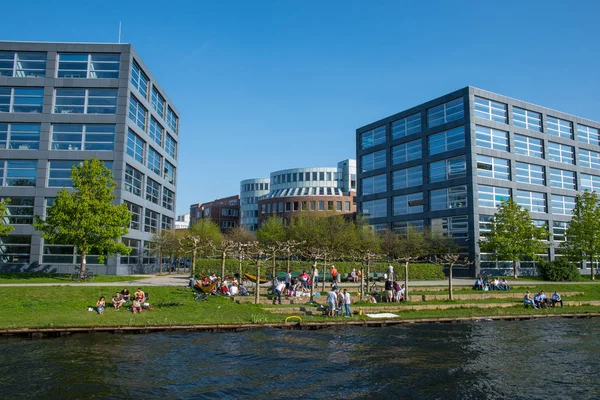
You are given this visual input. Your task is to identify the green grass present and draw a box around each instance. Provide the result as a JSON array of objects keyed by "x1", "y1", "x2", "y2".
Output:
[
  {"x1": 0, "y1": 272, "x2": 149, "y2": 284},
  {"x1": 0, "y1": 284, "x2": 598, "y2": 330}
]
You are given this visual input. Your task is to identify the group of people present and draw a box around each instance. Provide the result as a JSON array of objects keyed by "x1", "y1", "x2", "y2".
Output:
[
  {"x1": 473, "y1": 276, "x2": 510, "y2": 291},
  {"x1": 524, "y1": 290, "x2": 563, "y2": 309},
  {"x1": 191, "y1": 273, "x2": 250, "y2": 296},
  {"x1": 327, "y1": 286, "x2": 352, "y2": 317},
  {"x1": 383, "y1": 279, "x2": 406, "y2": 302},
  {"x1": 94, "y1": 288, "x2": 147, "y2": 315}
]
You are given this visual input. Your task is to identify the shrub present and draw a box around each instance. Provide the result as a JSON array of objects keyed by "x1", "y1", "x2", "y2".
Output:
[{"x1": 537, "y1": 258, "x2": 581, "y2": 281}]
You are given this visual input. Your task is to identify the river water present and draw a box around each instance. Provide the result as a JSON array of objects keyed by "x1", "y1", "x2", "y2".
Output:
[{"x1": 1, "y1": 318, "x2": 599, "y2": 399}]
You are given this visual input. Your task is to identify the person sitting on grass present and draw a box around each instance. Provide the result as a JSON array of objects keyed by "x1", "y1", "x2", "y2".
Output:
[
  {"x1": 539, "y1": 290, "x2": 549, "y2": 308},
  {"x1": 501, "y1": 279, "x2": 510, "y2": 291},
  {"x1": 229, "y1": 282, "x2": 239, "y2": 296},
  {"x1": 473, "y1": 277, "x2": 483, "y2": 290},
  {"x1": 120, "y1": 288, "x2": 130, "y2": 302},
  {"x1": 524, "y1": 291, "x2": 537, "y2": 309},
  {"x1": 132, "y1": 294, "x2": 143, "y2": 314},
  {"x1": 135, "y1": 288, "x2": 146, "y2": 302},
  {"x1": 96, "y1": 296, "x2": 106, "y2": 314},
  {"x1": 112, "y1": 292, "x2": 124, "y2": 310},
  {"x1": 551, "y1": 291, "x2": 563, "y2": 308}
]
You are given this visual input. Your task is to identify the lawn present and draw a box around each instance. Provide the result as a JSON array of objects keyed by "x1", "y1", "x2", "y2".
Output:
[{"x1": 0, "y1": 272, "x2": 149, "y2": 284}]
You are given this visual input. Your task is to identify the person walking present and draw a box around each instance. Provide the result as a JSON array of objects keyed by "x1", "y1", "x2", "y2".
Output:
[
  {"x1": 330, "y1": 265, "x2": 338, "y2": 283},
  {"x1": 327, "y1": 288, "x2": 337, "y2": 317},
  {"x1": 343, "y1": 288, "x2": 352, "y2": 317}
]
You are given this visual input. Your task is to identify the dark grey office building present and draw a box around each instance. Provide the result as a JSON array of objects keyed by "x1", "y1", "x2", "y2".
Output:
[
  {"x1": 0, "y1": 41, "x2": 179, "y2": 274},
  {"x1": 357, "y1": 86, "x2": 600, "y2": 277}
]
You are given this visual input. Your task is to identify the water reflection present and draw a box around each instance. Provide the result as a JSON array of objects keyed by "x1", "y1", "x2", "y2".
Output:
[{"x1": 0, "y1": 318, "x2": 599, "y2": 399}]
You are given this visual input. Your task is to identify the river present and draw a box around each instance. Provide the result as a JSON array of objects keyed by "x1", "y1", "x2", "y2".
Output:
[{"x1": 1, "y1": 318, "x2": 599, "y2": 399}]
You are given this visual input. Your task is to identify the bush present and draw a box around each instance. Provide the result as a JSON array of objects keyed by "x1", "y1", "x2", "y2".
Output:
[
  {"x1": 537, "y1": 258, "x2": 581, "y2": 281},
  {"x1": 192, "y1": 258, "x2": 445, "y2": 280}
]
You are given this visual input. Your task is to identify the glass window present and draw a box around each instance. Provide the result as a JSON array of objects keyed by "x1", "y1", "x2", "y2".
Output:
[
  {"x1": 88, "y1": 89, "x2": 118, "y2": 114},
  {"x1": 0, "y1": 160, "x2": 36, "y2": 187},
  {"x1": 431, "y1": 215, "x2": 469, "y2": 240},
  {"x1": 516, "y1": 190, "x2": 546, "y2": 213},
  {"x1": 57, "y1": 53, "x2": 119, "y2": 79},
  {"x1": 392, "y1": 139, "x2": 422, "y2": 164},
  {"x1": 581, "y1": 173, "x2": 600, "y2": 192},
  {"x1": 515, "y1": 162, "x2": 545, "y2": 185},
  {"x1": 392, "y1": 166, "x2": 422, "y2": 190},
  {"x1": 391, "y1": 113, "x2": 421, "y2": 139},
  {"x1": 428, "y1": 126, "x2": 465, "y2": 155},
  {"x1": 53, "y1": 88, "x2": 84, "y2": 114},
  {"x1": 392, "y1": 220, "x2": 424, "y2": 237},
  {"x1": 361, "y1": 198, "x2": 387, "y2": 218},
  {"x1": 146, "y1": 178, "x2": 160, "y2": 204},
  {"x1": 478, "y1": 185, "x2": 510, "y2": 208},
  {"x1": 0, "y1": 88, "x2": 44, "y2": 113},
  {"x1": 164, "y1": 161, "x2": 176, "y2": 185},
  {"x1": 126, "y1": 130, "x2": 145, "y2": 163},
  {"x1": 548, "y1": 142, "x2": 574, "y2": 165},
  {"x1": 165, "y1": 134, "x2": 177, "y2": 159},
  {"x1": 552, "y1": 221, "x2": 568, "y2": 242},
  {"x1": 549, "y1": 168, "x2": 576, "y2": 190},
  {"x1": 0, "y1": 52, "x2": 46, "y2": 77},
  {"x1": 429, "y1": 156, "x2": 466, "y2": 183},
  {"x1": 360, "y1": 126, "x2": 386, "y2": 150},
  {"x1": 144, "y1": 209, "x2": 159, "y2": 233},
  {"x1": 166, "y1": 107, "x2": 178, "y2": 134},
  {"x1": 361, "y1": 150, "x2": 386, "y2": 172},
  {"x1": 428, "y1": 98, "x2": 464, "y2": 128},
  {"x1": 48, "y1": 160, "x2": 79, "y2": 187},
  {"x1": 514, "y1": 134, "x2": 543, "y2": 159},
  {"x1": 0, "y1": 235, "x2": 31, "y2": 263},
  {"x1": 55, "y1": 89, "x2": 118, "y2": 114},
  {"x1": 577, "y1": 124, "x2": 600, "y2": 146},
  {"x1": 128, "y1": 96, "x2": 147, "y2": 131},
  {"x1": 546, "y1": 116, "x2": 573, "y2": 139},
  {"x1": 474, "y1": 97, "x2": 507, "y2": 123},
  {"x1": 162, "y1": 187, "x2": 174, "y2": 210},
  {"x1": 151, "y1": 87, "x2": 165, "y2": 118},
  {"x1": 512, "y1": 107, "x2": 542, "y2": 132},
  {"x1": 393, "y1": 193, "x2": 424, "y2": 215},
  {"x1": 578, "y1": 148, "x2": 600, "y2": 169},
  {"x1": 148, "y1": 118, "x2": 164, "y2": 147},
  {"x1": 131, "y1": 61, "x2": 149, "y2": 99},
  {"x1": 317, "y1": 201, "x2": 324, "y2": 211},
  {"x1": 476, "y1": 155, "x2": 510, "y2": 180},
  {"x1": 344, "y1": 201, "x2": 351, "y2": 212},
  {"x1": 336, "y1": 201, "x2": 342, "y2": 212},
  {"x1": 0, "y1": 123, "x2": 40, "y2": 150},
  {"x1": 161, "y1": 215, "x2": 174, "y2": 230},
  {"x1": 51, "y1": 124, "x2": 115, "y2": 151},
  {"x1": 430, "y1": 185, "x2": 467, "y2": 211},
  {"x1": 362, "y1": 173, "x2": 387, "y2": 195},
  {"x1": 126, "y1": 202, "x2": 142, "y2": 230},
  {"x1": 147, "y1": 147, "x2": 162, "y2": 176},
  {"x1": 1, "y1": 197, "x2": 34, "y2": 224},
  {"x1": 551, "y1": 194, "x2": 576, "y2": 215},
  {"x1": 124, "y1": 164, "x2": 143, "y2": 196},
  {"x1": 475, "y1": 125, "x2": 508, "y2": 151},
  {"x1": 479, "y1": 215, "x2": 494, "y2": 237},
  {"x1": 319, "y1": 171, "x2": 325, "y2": 181}
]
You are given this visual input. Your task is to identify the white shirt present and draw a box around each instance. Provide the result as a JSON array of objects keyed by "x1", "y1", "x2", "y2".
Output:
[
  {"x1": 313, "y1": 269, "x2": 319, "y2": 277},
  {"x1": 344, "y1": 292, "x2": 351, "y2": 305},
  {"x1": 276, "y1": 283, "x2": 286, "y2": 292}
]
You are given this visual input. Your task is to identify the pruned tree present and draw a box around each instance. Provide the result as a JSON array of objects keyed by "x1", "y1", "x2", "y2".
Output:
[
  {"x1": 226, "y1": 226, "x2": 257, "y2": 282},
  {"x1": 425, "y1": 228, "x2": 459, "y2": 299},
  {"x1": 150, "y1": 229, "x2": 176, "y2": 274},
  {"x1": 33, "y1": 159, "x2": 131, "y2": 279},
  {"x1": 353, "y1": 215, "x2": 381, "y2": 300},
  {"x1": 560, "y1": 191, "x2": 600, "y2": 280},
  {"x1": 480, "y1": 198, "x2": 548, "y2": 279},
  {"x1": 257, "y1": 215, "x2": 287, "y2": 281}
]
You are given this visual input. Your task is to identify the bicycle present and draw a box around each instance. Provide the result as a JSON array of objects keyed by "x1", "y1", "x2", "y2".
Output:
[{"x1": 70, "y1": 266, "x2": 95, "y2": 282}]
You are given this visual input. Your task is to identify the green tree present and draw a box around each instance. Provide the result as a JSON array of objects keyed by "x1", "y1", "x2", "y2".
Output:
[
  {"x1": 352, "y1": 215, "x2": 381, "y2": 300},
  {"x1": 185, "y1": 219, "x2": 223, "y2": 275},
  {"x1": 479, "y1": 198, "x2": 548, "y2": 279},
  {"x1": 225, "y1": 226, "x2": 257, "y2": 281},
  {"x1": 257, "y1": 215, "x2": 287, "y2": 280},
  {"x1": 559, "y1": 191, "x2": 600, "y2": 280},
  {"x1": 0, "y1": 198, "x2": 15, "y2": 237},
  {"x1": 34, "y1": 159, "x2": 131, "y2": 279}
]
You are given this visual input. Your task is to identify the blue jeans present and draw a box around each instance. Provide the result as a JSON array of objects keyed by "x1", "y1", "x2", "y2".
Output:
[
  {"x1": 274, "y1": 289, "x2": 282, "y2": 304},
  {"x1": 314, "y1": 276, "x2": 319, "y2": 285},
  {"x1": 345, "y1": 304, "x2": 352, "y2": 316}
]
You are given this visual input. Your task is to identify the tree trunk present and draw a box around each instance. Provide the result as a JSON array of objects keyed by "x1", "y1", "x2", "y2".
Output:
[
  {"x1": 360, "y1": 261, "x2": 365, "y2": 301},
  {"x1": 591, "y1": 255, "x2": 595, "y2": 280},
  {"x1": 255, "y1": 261, "x2": 261, "y2": 305},
  {"x1": 221, "y1": 250, "x2": 226, "y2": 281},
  {"x1": 159, "y1": 251, "x2": 163, "y2": 274},
  {"x1": 404, "y1": 261, "x2": 409, "y2": 300},
  {"x1": 192, "y1": 249, "x2": 197, "y2": 277},
  {"x1": 366, "y1": 259, "x2": 371, "y2": 293},
  {"x1": 239, "y1": 254, "x2": 243, "y2": 285},
  {"x1": 322, "y1": 256, "x2": 326, "y2": 293},
  {"x1": 310, "y1": 260, "x2": 316, "y2": 302},
  {"x1": 513, "y1": 260, "x2": 518, "y2": 279},
  {"x1": 272, "y1": 252, "x2": 276, "y2": 283},
  {"x1": 287, "y1": 253, "x2": 291, "y2": 273},
  {"x1": 448, "y1": 263, "x2": 453, "y2": 301},
  {"x1": 80, "y1": 251, "x2": 87, "y2": 280}
]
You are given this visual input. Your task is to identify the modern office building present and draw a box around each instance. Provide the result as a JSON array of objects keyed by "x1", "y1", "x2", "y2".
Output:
[
  {"x1": 257, "y1": 159, "x2": 356, "y2": 225},
  {"x1": 240, "y1": 178, "x2": 270, "y2": 231},
  {"x1": 356, "y1": 86, "x2": 600, "y2": 276},
  {"x1": 0, "y1": 41, "x2": 179, "y2": 274},
  {"x1": 189, "y1": 195, "x2": 240, "y2": 231}
]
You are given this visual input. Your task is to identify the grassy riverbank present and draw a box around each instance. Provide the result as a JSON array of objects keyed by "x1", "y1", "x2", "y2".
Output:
[
  {"x1": 0, "y1": 272, "x2": 148, "y2": 284},
  {"x1": 0, "y1": 283, "x2": 599, "y2": 330}
]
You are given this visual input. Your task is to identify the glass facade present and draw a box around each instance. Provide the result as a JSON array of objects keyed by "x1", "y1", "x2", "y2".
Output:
[
  {"x1": 361, "y1": 150, "x2": 386, "y2": 172},
  {"x1": 0, "y1": 88, "x2": 44, "y2": 113},
  {"x1": 392, "y1": 166, "x2": 422, "y2": 189},
  {"x1": 0, "y1": 123, "x2": 40, "y2": 150},
  {"x1": 475, "y1": 125, "x2": 508, "y2": 151},
  {"x1": 474, "y1": 97, "x2": 507, "y2": 123},
  {"x1": 392, "y1": 139, "x2": 421, "y2": 164},
  {"x1": 429, "y1": 185, "x2": 467, "y2": 211},
  {"x1": 478, "y1": 185, "x2": 510, "y2": 208},
  {"x1": 427, "y1": 98, "x2": 464, "y2": 128},
  {"x1": 514, "y1": 134, "x2": 543, "y2": 158},
  {"x1": 428, "y1": 126, "x2": 465, "y2": 155},
  {"x1": 547, "y1": 116, "x2": 573, "y2": 139},
  {"x1": 548, "y1": 142, "x2": 574, "y2": 165},
  {"x1": 476, "y1": 155, "x2": 510, "y2": 180},
  {"x1": 515, "y1": 162, "x2": 545, "y2": 185},
  {"x1": 360, "y1": 126, "x2": 386, "y2": 150},
  {"x1": 57, "y1": 53, "x2": 119, "y2": 79},
  {"x1": 51, "y1": 124, "x2": 115, "y2": 151},
  {"x1": 362, "y1": 173, "x2": 387, "y2": 195},
  {"x1": 391, "y1": 113, "x2": 421, "y2": 139},
  {"x1": 428, "y1": 156, "x2": 466, "y2": 183},
  {"x1": 362, "y1": 199, "x2": 387, "y2": 218},
  {"x1": 0, "y1": 52, "x2": 46, "y2": 77},
  {"x1": 393, "y1": 193, "x2": 423, "y2": 215},
  {"x1": 513, "y1": 107, "x2": 542, "y2": 132},
  {"x1": 54, "y1": 89, "x2": 117, "y2": 114}
]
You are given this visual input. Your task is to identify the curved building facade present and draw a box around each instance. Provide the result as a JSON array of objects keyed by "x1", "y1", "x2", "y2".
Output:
[
  {"x1": 257, "y1": 159, "x2": 356, "y2": 224},
  {"x1": 240, "y1": 178, "x2": 270, "y2": 231}
]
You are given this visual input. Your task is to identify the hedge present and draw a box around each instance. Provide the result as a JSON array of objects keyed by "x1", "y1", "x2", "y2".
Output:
[{"x1": 192, "y1": 258, "x2": 445, "y2": 280}]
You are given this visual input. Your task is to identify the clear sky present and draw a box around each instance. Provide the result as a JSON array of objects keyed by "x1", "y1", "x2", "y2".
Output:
[{"x1": 2, "y1": 0, "x2": 600, "y2": 215}]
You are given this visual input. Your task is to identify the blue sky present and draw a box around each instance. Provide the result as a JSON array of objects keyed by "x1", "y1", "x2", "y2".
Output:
[{"x1": 2, "y1": 0, "x2": 600, "y2": 214}]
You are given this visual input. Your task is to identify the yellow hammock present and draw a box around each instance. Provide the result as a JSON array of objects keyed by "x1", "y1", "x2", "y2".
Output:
[{"x1": 244, "y1": 273, "x2": 269, "y2": 284}]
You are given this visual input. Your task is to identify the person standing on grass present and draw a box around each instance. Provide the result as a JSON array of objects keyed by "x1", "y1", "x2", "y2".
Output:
[
  {"x1": 330, "y1": 265, "x2": 338, "y2": 283},
  {"x1": 343, "y1": 288, "x2": 352, "y2": 317},
  {"x1": 96, "y1": 296, "x2": 105, "y2": 315},
  {"x1": 313, "y1": 265, "x2": 319, "y2": 286},
  {"x1": 327, "y1": 288, "x2": 337, "y2": 317},
  {"x1": 273, "y1": 281, "x2": 286, "y2": 305}
]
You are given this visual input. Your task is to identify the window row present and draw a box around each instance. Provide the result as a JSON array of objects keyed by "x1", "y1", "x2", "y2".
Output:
[
  {"x1": 0, "y1": 52, "x2": 46, "y2": 77},
  {"x1": 242, "y1": 182, "x2": 269, "y2": 192},
  {"x1": 124, "y1": 164, "x2": 175, "y2": 211},
  {"x1": 0, "y1": 87, "x2": 44, "y2": 113},
  {"x1": 57, "y1": 53, "x2": 119, "y2": 79},
  {"x1": 126, "y1": 130, "x2": 176, "y2": 184},
  {"x1": 130, "y1": 60, "x2": 179, "y2": 135},
  {"x1": 54, "y1": 88, "x2": 117, "y2": 114},
  {"x1": 477, "y1": 185, "x2": 576, "y2": 215},
  {"x1": 125, "y1": 201, "x2": 174, "y2": 232},
  {"x1": 261, "y1": 200, "x2": 352, "y2": 213},
  {"x1": 271, "y1": 171, "x2": 341, "y2": 185}
]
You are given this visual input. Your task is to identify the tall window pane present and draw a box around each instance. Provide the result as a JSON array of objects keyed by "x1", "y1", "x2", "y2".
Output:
[
  {"x1": 126, "y1": 130, "x2": 145, "y2": 163},
  {"x1": 128, "y1": 96, "x2": 147, "y2": 131},
  {"x1": 131, "y1": 61, "x2": 149, "y2": 99}
]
